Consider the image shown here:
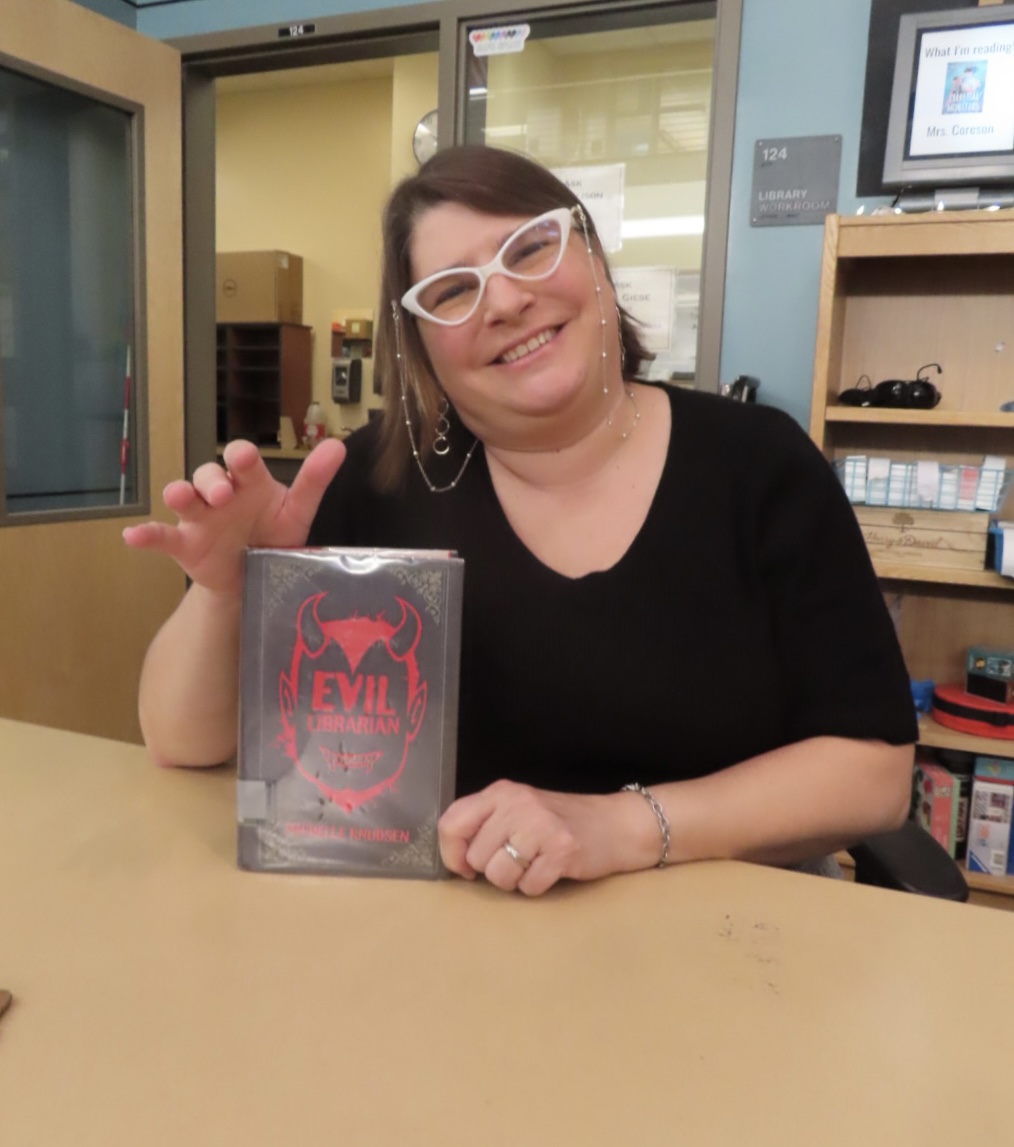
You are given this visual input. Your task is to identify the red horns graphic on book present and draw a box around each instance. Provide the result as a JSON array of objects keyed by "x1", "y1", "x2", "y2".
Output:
[{"x1": 278, "y1": 593, "x2": 429, "y2": 813}]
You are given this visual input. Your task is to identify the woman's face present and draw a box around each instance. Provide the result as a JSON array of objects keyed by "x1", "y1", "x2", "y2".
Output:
[{"x1": 405, "y1": 202, "x2": 618, "y2": 451}]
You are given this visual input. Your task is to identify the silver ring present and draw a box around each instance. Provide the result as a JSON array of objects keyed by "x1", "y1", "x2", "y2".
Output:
[{"x1": 502, "y1": 841, "x2": 531, "y2": 871}]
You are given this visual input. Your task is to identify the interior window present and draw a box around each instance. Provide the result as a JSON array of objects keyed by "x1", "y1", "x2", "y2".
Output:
[
  {"x1": 462, "y1": 5, "x2": 716, "y2": 385},
  {"x1": 0, "y1": 63, "x2": 139, "y2": 520}
]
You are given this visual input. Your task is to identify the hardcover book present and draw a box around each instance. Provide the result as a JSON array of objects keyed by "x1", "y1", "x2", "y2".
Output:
[{"x1": 238, "y1": 546, "x2": 464, "y2": 878}]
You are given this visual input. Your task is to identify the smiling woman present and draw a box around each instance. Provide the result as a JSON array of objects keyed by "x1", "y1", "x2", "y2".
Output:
[
  {"x1": 127, "y1": 144, "x2": 917, "y2": 899},
  {"x1": 372, "y1": 146, "x2": 653, "y2": 486}
]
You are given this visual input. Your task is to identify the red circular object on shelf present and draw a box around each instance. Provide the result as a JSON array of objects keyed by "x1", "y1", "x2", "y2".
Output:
[{"x1": 932, "y1": 682, "x2": 1014, "y2": 740}]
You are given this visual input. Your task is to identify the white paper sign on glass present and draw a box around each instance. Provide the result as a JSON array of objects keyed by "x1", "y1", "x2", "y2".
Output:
[
  {"x1": 551, "y1": 164, "x2": 625, "y2": 254},
  {"x1": 612, "y1": 267, "x2": 676, "y2": 353}
]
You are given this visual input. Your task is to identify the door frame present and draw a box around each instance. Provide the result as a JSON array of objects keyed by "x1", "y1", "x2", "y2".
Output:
[{"x1": 175, "y1": 0, "x2": 741, "y2": 476}]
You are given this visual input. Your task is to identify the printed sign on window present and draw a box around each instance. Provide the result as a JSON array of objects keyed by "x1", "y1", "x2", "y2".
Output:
[
  {"x1": 612, "y1": 267, "x2": 675, "y2": 353},
  {"x1": 469, "y1": 25, "x2": 530, "y2": 57},
  {"x1": 550, "y1": 164, "x2": 625, "y2": 253}
]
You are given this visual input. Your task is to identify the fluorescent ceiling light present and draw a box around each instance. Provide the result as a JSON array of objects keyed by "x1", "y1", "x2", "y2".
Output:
[
  {"x1": 621, "y1": 215, "x2": 705, "y2": 238},
  {"x1": 484, "y1": 124, "x2": 527, "y2": 139}
]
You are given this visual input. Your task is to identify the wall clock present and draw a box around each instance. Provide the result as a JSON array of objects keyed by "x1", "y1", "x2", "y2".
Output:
[{"x1": 412, "y1": 109, "x2": 438, "y2": 165}]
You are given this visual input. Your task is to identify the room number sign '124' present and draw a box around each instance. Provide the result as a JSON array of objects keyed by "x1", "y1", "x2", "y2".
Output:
[
  {"x1": 761, "y1": 146, "x2": 788, "y2": 163},
  {"x1": 278, "y1": 22, "x2": 317, "y2": 38}
]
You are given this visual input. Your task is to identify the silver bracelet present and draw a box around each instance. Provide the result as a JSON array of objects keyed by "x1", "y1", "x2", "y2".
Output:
[{"x1": 621, "y1": 783, "x2": 671, "y2": 868}]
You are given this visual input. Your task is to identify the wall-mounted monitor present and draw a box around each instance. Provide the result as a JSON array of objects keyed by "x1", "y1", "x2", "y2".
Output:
[{"x1": 883, "y1": 4, "x2": 1014, "y2": 205}]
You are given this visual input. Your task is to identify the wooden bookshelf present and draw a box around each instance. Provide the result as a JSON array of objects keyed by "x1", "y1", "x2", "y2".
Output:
[
  {"x1": 811, "y1": 212, "x2": 1014, "y2": 908},
  {"x1": 825, "y1": 408, "x2": 1014, "y2": 430},
  {"x1": 216, "y1": 322, "x2": 311, "y2": 446},
  {"x1": 916, "y1": 714, "x2": 1014, "y2": 759}
]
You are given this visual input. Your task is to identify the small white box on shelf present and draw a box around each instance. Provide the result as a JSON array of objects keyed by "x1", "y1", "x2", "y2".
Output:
[{"x1": 967, "y1": 764, "x2": 1014, "y2": 876}]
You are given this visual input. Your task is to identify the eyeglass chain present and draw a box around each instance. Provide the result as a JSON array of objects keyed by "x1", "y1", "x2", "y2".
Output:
[
  {"x1": 581, "y1": 202, "x2": 640, "y2": 441},
  {"x1": 393, "y1": 204, "x2": 638, "y2": 494}
]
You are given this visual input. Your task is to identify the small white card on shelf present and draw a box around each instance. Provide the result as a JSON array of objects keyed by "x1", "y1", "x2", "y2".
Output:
[
  {"x1": 844, "y1": 455, "x2": 868, "y2": 502},
  {"x1": 976, "y1": 455, "x2": 1008, "y2": 512},
  {"x1": 916, "y1": 460, "x2": 940, "y2": 506},
  {"x1": 866, "y1": 457, "x2": 891, "y2": 506},
  {"x1": 1003, "y1": 528, "x2": 1014, "y2": 579}
]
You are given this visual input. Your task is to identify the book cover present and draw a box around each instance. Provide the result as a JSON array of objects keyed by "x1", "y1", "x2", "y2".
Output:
[
  {"x1": 238, "y1": 546, "x2": 464, "y2": 878},
  {"x1": 942, "y1": 61, "x2": 987, "y2": 116}
]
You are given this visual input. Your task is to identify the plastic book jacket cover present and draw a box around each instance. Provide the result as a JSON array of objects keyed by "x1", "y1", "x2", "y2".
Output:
[{"x1": 238, "y1": 546, "x2": 464, "y2": 878}]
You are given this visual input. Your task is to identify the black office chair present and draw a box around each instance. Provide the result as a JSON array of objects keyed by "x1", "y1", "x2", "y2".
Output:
[{"x1": 847, "y1": 818, "x2": 969, "y2": 901}]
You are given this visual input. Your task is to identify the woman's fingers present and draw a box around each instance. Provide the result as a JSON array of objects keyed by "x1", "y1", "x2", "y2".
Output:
[
  {"x1": 161, "y1": 480, "x2": 204, "y2": 517},
  {"x1": 438, "y1": 795, "x2": 482, "y2": 878},
  {"x1": 121, "y1": 519, "x2": 188, "y2": 560},
  {"x1": 220, "y1": 438, "x2": 262, "y2": 475},
  {"x1": 285, "y1": 438, "x2": 347, "y2": 536},
  {"x1": 122, "y1": 437, "x2": 346, "y2": 592},
  {"x1": 438, "y1": 781, "x2": 578, "y2": 895},
  {"x1": 184, "y1": 442, "x2": 267, "y2": 509},
  {"x1": 190, "y1": 462, "x2": 237, "y2": 508},
  {"x1": 481, "y1": 829, "x2": 547, "y2": 895}
]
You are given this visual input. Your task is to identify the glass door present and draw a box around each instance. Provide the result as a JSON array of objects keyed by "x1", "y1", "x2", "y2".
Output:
[{"x1": 458, "y1": 1, "x2": 729, "y2": 389}]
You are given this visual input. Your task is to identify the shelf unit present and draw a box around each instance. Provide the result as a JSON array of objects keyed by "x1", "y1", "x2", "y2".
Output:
[
  {"x1": 216, "y1": 322, "x2": 311, "y2": 446},
  {"x1": 810, "y1": 210, "x2": 1014, "y2": 903}
]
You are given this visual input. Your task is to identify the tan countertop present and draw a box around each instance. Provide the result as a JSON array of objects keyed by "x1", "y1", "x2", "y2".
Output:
[{"x1": 2, "y1": 716, "x2": 1013, "y2": 1145}]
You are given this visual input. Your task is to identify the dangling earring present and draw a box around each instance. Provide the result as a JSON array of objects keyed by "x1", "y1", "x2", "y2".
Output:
[
  {"x1": 616, "y1": 305, "x2": 626, "y2": 378},
  {"x1": 433, "y1": 396, "x2": 451, "y2": 456},
  {"x1": 391, "y1": 300, "x2": 478, "y2": 494}
]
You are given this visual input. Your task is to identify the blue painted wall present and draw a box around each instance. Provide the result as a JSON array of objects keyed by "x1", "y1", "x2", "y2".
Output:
[
  {"x1": 72, "y1": 0, "x2": 134, "y2": 28},
  {"x1": 126, "y1": 0, "x2": 892, "y2": 428},
  {"x1": 720, "y1": 0, "x2": 890, "y2": 428},
  {"x1": 135, "y1": 0, "x2": 404, "y2": 40}
]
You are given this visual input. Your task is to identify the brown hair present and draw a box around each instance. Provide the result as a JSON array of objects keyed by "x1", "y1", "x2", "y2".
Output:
[{"x1": 373, "y1": 145, "x2": 652, "y2": 490}]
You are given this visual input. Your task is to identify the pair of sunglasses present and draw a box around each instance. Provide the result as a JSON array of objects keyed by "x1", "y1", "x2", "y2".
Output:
[{"x1": 838, "y1": 364, "x2": 942, "y2": 409}]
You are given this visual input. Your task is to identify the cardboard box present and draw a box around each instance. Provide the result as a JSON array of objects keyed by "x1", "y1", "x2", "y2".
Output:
[
  {"x1": 853, "y1": 506, "x2": 990, "y2": 572},
  {"x1": 967, "y1": 757, "x2": 1014, "y2": 875},
  {"x1": 217, "y1": 251, "x2": 303, "y2": 324},
  {"x1": 913, "y1": 761, "x2": 958, "y2": 857}
]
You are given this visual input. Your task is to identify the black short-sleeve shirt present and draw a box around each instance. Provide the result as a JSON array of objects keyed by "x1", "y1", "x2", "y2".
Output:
[{"x1": 308, "y1": 385, "x2": 917, "y2": 797}]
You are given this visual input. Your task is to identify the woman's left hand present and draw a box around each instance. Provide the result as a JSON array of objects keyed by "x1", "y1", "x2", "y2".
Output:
[{"x1": 437, "y1": 780, "x2": 663, "y2": 896}]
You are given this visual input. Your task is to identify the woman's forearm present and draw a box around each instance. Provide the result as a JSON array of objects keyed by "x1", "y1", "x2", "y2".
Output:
[
  {"x1": 137, "y1": 584, "x2": 244, "y2": 768},
  {"x1": 635, "y1": 737, "x2": 914, "y2": 868}
]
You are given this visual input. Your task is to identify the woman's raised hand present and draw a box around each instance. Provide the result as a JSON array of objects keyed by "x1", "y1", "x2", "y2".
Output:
[{"x1": 122, "y1": 438, "x2": 346, "y2": 596}]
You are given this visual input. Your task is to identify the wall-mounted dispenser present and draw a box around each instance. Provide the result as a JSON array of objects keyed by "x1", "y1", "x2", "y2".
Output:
[{"x1": 331, "y1": 356, "x2": 363, "y2": 404}]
